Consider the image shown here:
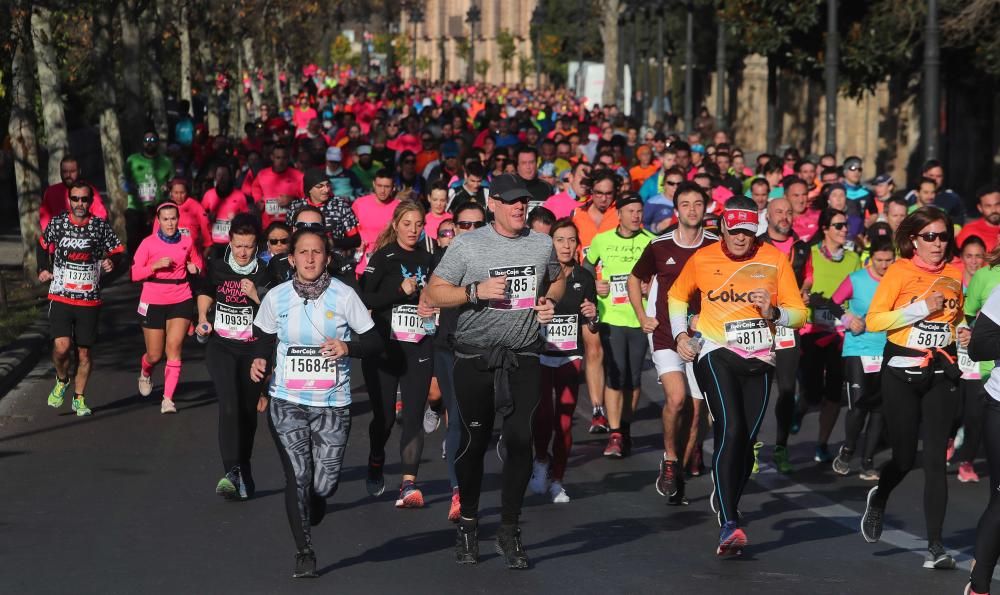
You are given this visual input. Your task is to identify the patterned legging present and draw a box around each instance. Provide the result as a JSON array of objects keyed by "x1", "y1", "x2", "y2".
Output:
[{"x1": 269, "y1": 398, "x2": 351, "y2": 550}]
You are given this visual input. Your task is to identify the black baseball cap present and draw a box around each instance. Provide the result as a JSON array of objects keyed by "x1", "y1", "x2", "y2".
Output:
[
  {"x1": 489, "y1": 173, "x2": 532, "y2": 203},
  {"x1": 615, "y1": 193, "x2": 643, "y2": 210}
]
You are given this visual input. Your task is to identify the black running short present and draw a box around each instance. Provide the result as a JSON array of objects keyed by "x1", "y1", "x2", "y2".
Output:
[
  {"x1": 49, "y1": 301, "x2": 100, "y2": 347},
  {"x1": 139, "y1": 299, "x2": 195, "y2": 330}
]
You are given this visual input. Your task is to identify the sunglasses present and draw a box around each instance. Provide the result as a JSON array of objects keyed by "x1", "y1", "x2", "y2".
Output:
[
  {"x1": 268, "y1": 237, "x2": 289, "y2": 245},
  {"x1": 455, "y1": 220, "x2": 486, "y2": 230},
  {"x1": 829, "y1": 222, "x2": 848, "y2": 230},
  {"x1": 144, "y1": 136, "x2": 158, "y2": 143},
  {"x1": 438, "y1": 229, "x2": 456, "y2": 238},
  {"x1": 847, "y1": 165, "x2": 862, "y2": 171},
  {"x1": 665, "y1": 180, "x2": 682, "y2": 186},
  {"x1": 294, "y1": 222, "x2": 326, "y2": 231},
  {"x1": 69, "y1": 195, "x2": 93, "y2": 203},
  {"x1": 913, "y1": 231, "x2": 950, "y2": 243}
]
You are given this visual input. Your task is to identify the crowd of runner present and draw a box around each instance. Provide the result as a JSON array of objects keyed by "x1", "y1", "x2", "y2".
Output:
[{"x1": 32, "y1": 76, "x2": 1000, "y2": 593}]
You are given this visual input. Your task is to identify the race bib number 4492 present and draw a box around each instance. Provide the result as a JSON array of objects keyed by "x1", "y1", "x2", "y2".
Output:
[
  {"x1": 284, "y1": 346, "x2": 339, "y2": 390},
  {"x1": 488, "y1": 265, "x2": 537, "y2": 310}
]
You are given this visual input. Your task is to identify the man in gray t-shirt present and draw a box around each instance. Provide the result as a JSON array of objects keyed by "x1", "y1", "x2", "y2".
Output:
[{"x1": 426, "y1": 173, "x2": 565, "y2": 570}]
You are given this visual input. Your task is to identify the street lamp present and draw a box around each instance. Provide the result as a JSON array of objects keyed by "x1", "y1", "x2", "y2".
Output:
[
  {"x1": 531, "y1": 2, "x2": 545, "y2": 89},
  {"x1": 465, "y1": 1, "x2": 481, "y2": 84},
  {"x1": 409, "y1": 3, "x2": 424, "y2": 81}
]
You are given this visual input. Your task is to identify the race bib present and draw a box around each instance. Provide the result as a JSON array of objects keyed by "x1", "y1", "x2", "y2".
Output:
[
  {"x1": 178, "y1": 227, "x2": 191, "y2": 237},
  {"x1": 958, "y1": 344, "x2": 980, "y2": 380},
  {"x1": 58, "y1": 262, "x2": 98, "y2": 293},
  {"x1": 812, "y1": 308, "x2": 838, "y2": 330},
  {"x1": 488, "y1": 265, "x2": 537, "y2": 310},
  {"x1": 211, "y1": 219, "x2": 232, "y2": 243},
  {"x1": 860, "y1": 355, "x2": 883, "y2": 374},
  {"x1": 264, "y1": 198, "x2": 285, "y2": 216},
  {"x1": 284, "y1": 346, "x2": 339, "y2": 390},
  {"x1": 137, "y1": 302, "x2": 149, "y2": 317},
  {"x1": 906, "y1": 320, "x2": 952, "y2": 349},
  {"x1": 541, "y1": 314, "x2": 578, "y2": 352},
  {"x1": 138, "y1": 180, "x2": 158, "y2": 205},
  {"x1": 609, "y1": 274, "x2": 629, "y2": 306},
  {"x1": 391, "y1": 305, "x2": 427, "y2": 343},
  {"x1": 774, "y1": 325, "x2": 796, "y2": 350},
  {"x1": 724, "y1": 318, "x2": 773, "y2": 358},
  {"x1": 214, "y1": 302, "x2": 254, "y2": 341}
]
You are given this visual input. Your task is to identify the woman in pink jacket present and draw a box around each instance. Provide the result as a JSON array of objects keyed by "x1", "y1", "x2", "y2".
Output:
[{"x1": 131, "y1": 202, "x2": 204, "y2": 413}]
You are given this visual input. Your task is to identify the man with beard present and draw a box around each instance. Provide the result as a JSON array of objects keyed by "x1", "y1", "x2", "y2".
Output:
[
  {"x1": 40, "y1": 155, "x2": 108, "y2": 232},
  {"x1": 124, "y1": 130, "x2": 174, "y2": 256},
  {"x1": 957, "y1": 185, "x2": 1000, "y2": 252},
  {"x1": 350, "y1": 145, "x2": 383, "y2": 193}
]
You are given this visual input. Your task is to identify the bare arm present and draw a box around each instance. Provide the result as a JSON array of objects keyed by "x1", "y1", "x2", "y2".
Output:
[{"x1": 424, "y1": 274, "x2": 469, "y2": 308}]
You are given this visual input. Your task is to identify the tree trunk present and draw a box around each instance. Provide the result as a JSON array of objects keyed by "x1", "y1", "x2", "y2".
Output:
[
  {"x1": 118, "y1": 1, "x2": 144, "y2": 156},
  {"x1": 30, "y1": 5, "x2": 69, "y2": 186},
  {"x1": 598, "y1": 0, "x2": 621, "y2": 107},
  {"x1": 144, "y1": 0, "x2": 169, "y2": 140},
  {"x1": 242, "y1": 38, "x2": 263, "y2": 110},
  {"x1": 10, "y1": 6, "x2": 42, "y2": 279},
  {"x1": 234, "y1": 43, "x2": 248, "y2": 134},
  {"x1": 198, "y1": 38, "x2": 220, "y2": 135},
  {"x1": 96, "y1": 3, "x2": 128, "y2": 241},
  {"x1": 177, "y1": 0, "x2": 192, "y2": 108},
  {"x1": 766, "y1": 57, "x2": 778, "y2": 154}
]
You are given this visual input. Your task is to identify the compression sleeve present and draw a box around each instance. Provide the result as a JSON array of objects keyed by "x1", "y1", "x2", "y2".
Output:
[
  {"x1": 346, "y1": 327, "x2": 383, "y2": 359},
  {"x1": 667, "y1": 253, "x2": 698, "y2": 339},
  {"x1": 831, "y1": 276, "x2": 853, "y2": 307},
  {"x1": 131, "y1": 238, "x2": 154, "y2": 281}
]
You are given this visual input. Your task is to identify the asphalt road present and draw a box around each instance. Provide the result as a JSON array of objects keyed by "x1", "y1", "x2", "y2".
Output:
[{"x1": 0, "y1": 285, "x2": 993, "y2": 594}]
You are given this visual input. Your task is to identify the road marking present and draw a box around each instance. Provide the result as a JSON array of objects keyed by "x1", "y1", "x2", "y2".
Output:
[{"x1": 753, "y1": 467, "x2": 998, "y2": 578}]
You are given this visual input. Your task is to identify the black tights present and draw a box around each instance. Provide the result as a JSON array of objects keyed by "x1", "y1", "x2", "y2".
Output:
[
  {"x1": 841, "y1": 356, "x2": 883, "y2": 467},
  {"x1": 873, "y1": 365, "x2": 958, "y2": 544},
  {"x1": 208, "y1": 340, "x2": 264, "y2": 473},
  {"x1": 970, "y1": 399, "x2": 1000, "y2": 594},
  {"x1": 696, "y1": 349, "x2": 772, "y2": 527},
  {"x1": 955, "y1": 379, "x2": 987, "y2": 463},
  {"x1": 361, "y1": 339, "x2": 433, "y2": 476},
  {"x1": 453, "y1": 354, "x2": 541, "y2": 525}
]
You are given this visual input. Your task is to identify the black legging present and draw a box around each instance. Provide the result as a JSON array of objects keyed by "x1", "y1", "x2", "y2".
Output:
[
  {"x1": 772, "y1": 341, "x2": 800, "y2": 447},
  {"x1": 361, "y1": 338, "x2": 433, "y2": 476},
  {"x1": 872, "y1": 364, "x2": 959, "y2": 544},
  {"x1": 955, "y1": 379, "x2": 987, "y2": 463},
  {"x1": 695, "y1": 348, "x2": 772, "y2": 527},
  {"x1": 842, "y1": 356, "x2": 883, "y2": 465},
  {"x1": 800, "y1": 333, "x2": 843, "y2": 404},
  {"x1": 970, "y1": 398, "x2": 1000, "y2": 593},
  {"x1": 207, "y1": 339, "x2": 264, "y2": 473},
  {"x1": 453, "y1": 354, "x2": 541, "y2": 525}
]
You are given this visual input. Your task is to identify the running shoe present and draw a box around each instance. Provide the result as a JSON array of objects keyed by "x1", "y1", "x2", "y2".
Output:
[
  {"x1": 71, "y1": 395, "x2": 92, "y2": 416},
  {"x1": 716, "y1": 521, "x2": 747, "y2": 556},
  {"x1": 395, "y1": 396, "x2": 403, "y2": 422},
  {"x1": 293, "y1": 548, "x2": 318, "y2": 578},
  {"x1": 603, "y1": 432, "x2": 624, "y2": 458},
  {"x1": 773, "y1": 445, "x2": 793, "y2": 474},
  {"x1": 958, "y1": 462, "x2": 980, "y2": 483},
  {"x1": 160, "y1": 398, "x2": 177, "y2": 414},
  {"x1": 529, "y1": 459, "x2": 550, "y2": 495},
  {"x1": 549, "y1": 481, "x2": 570, "y2": 504},
  {"x1": 751, "y1": 441, "x2": 763, "y2": 474},
  {"x1": 310, "y1": 493, "x2": 327, "y2": 526},
  {"x1": 832, "y1": 445, "x2": 852, "y2": 476},
  {"x1": 47, "y1": 378, "x2": 69, "y2": 408},
  {"x1": 448, "y1": 488, "x2": 461, "y2": 522},
  {"x1": 366, "y1": 459, "x2": 385, "y2": 497},
  {"x1": 687, "y1": 444, "x2": 706, "y2": 477},
  {"x1": 966, "y1": 581, "x2": 987, "y2": 595},
  {"x1": 860, "y1": 486, "x2": 884, "y2": 543},
  {"x1": 395, "y1": 480, "x2": 424, "y2": 508},
  {"x1": 655, "y1": 457, "x2": 680, "y2": 498},
  {"x1": 859, "y1": 467, "x2": 880, "y2": 481},
  {"x1": 138, "y1": 374, "x2": 153, "y2": 397},
  {"x1": 923, "y1": 542, "x2": 956, "y2": 570},
  {"x1": 946, "y1": 438, "x2": 956, "y2": 464},
  {"x1": 495, "y1": 525, "x2": 530, "y2": 569},
  {"x1": 216, "y1": 467, "x2": 242, "y2": 501},
  {"x1": 589, "y1": 407, "x2": 609, "y2": 433},
  {"x1": 422, "y1": 405, "x2": 441, "y2": 433},
  {"x1": 455, "y1": 523, "x2": 478, "y2": 564},
  {"x1": 814, "y1": 444, "x2": 833, "y2": 463}
]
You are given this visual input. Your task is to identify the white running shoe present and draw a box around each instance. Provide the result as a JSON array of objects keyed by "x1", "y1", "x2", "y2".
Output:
[
  {"x1": 138, "y1": 374, "x2": 153, "y2": 397},
  {"x1": 528, "y1": 459, "x2": 550, "y2": 495},
  {"x1": 549, "y1": 481, "x2": 570, "y2": 503},
  {"x1": 160, "y1": 398, "x2": 177, "y2": 414},
  {"x1": 423, "y1": 406, "x2": 441, "y2": 433}
]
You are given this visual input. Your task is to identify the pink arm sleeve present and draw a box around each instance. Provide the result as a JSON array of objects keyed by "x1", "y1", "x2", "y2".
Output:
[
  {"x1": 831, "y1": 276, "x2": 853, "y2": 306},
  {"x1": 131, "y1": 240, "x2": 154, "y2": 281}
]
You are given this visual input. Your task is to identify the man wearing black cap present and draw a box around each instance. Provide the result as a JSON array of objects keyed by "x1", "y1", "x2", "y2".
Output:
[
  {"x1": 583, "y1": 192, "x2": 654, "y2": 459},
  {"x1": 286, "y1": 169, "x2": 361, "y2": 253},
  {"x1": 425, "y1": 173, "x2": 565, "y2": 570}
]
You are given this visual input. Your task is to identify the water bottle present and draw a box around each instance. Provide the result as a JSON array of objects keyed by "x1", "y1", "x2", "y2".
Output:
[
  {"x1": 687, "y1": 331, "x2": 704, "y2": 355},
  {"x1": 421, "y1": 315, "x2": 437, "y2": 335},
  {"x1": 196, "y1": 322, "x2": 210, "y2": 344}
]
